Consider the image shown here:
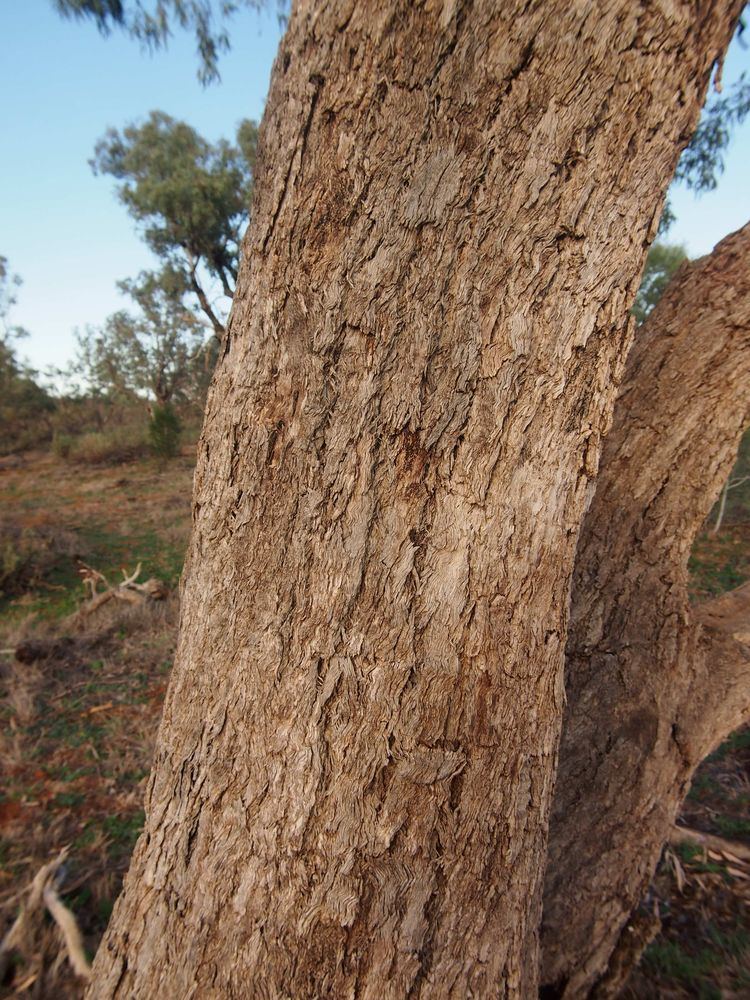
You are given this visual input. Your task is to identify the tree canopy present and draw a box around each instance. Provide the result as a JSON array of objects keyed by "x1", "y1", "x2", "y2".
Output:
[
  {"x1": 0, "y1": 258, "x2": 55, "y2": 452},
  {"x1": 91, "y1": 111, "x2": 258, "y2": 338},
  {"x1": 53, "y1": 0, "x2": 272, "y2": 83}
]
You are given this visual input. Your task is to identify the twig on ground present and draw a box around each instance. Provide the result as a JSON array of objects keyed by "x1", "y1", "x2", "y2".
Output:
[
  {"x1": 42, "y1": 882, "x2": 92, "y2": 980},
  {"x1": 670, "y1": 823, "x2": 750, "y2": 864}
]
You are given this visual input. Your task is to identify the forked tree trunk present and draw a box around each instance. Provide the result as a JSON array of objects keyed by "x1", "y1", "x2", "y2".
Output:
[
  {"x1": 88, "y1": 2, "x2": 741, "y2": 997},
  {"x1": 542, "y1": 223, "x2": 750, "y2": 998}
]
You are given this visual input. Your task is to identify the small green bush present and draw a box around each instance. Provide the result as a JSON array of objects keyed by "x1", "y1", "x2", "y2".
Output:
[
  {"x1": 147, "y1": 404, "x2": 181, "y2": 463},
  {"x1": 52, "y1": 432, "x2": 74, "y2": 459}
]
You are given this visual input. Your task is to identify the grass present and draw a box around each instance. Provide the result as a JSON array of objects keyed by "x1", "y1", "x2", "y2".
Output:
[
  {"x1": 689, "y1": 431, "x2": 750, "y2": 601},
  {"x1": 0, "y1": 450, "x2": 191, "y2": 624},
  {"x1": 638, "y1": 906, "x2": 750, "y2": 1000},
  {"x1": 0, "y1": 600, "x2": 177, "y2": 997},
  {"x1": 714, "y1": 815, "x2": 750, "y2": 838},
  {"x1": 625, "y1": 708, "x2": 750, "y2": 1000},
  {"x1": 642, "y1": 940, "x2": 720, "y2": 988},
  {"x1": 689, "y1": 526, "x2": 750, "y2": 600},
  {"x1": 0, "y1": 446, "x2": 190, "y2": 997}
]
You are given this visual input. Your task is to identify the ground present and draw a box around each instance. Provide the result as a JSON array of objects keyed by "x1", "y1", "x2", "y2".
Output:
[{"x1": 0, "y1": 447, "x2": 747, "y2": 998}]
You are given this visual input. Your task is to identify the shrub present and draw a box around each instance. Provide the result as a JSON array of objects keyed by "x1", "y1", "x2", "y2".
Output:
[
  {"x1": 0, "y1": 342, "x2": 56, "y2": 456},
  {"x1": 64, "y1": 425, "x2": 150, "y2": 466},
  {"x1": 51, "y1": 432, "x2": 73, "y2": 459},
  {"x1": 147, "y1": 404, "x2": 181, "y2": 463}
]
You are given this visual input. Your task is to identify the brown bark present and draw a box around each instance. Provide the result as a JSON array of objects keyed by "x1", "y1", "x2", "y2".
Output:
[
  {"x1": 542, "y1": 223, "x2": 750, "y2": 997},
  {"x1": 88, "y1": 2, "x2": 740, "y2": 997}
]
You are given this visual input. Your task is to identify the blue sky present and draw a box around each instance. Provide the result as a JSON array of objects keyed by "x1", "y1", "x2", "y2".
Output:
[
  {"x1": 1, "y1": 2, "x2": 749, "y2": 375},
  {"x1": 0, "y1": 0, "x2": 283, "y2": 374}
]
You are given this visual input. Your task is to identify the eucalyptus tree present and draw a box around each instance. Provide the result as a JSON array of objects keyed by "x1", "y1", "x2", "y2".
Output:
[
  {"x1": 77, "y1": 267, "x2": 210, "y2": 406},
  {"x1": 92, "y1": 112, "x2": 258, "y2": 339},
  {"x1": 54, "y1": 0, "x2": 272, "y2": 83},
  {"x1": 83, "y1": 2, "x2": 745, "y2": 997}
]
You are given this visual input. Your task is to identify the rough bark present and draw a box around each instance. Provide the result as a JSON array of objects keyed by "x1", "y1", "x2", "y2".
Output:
[
  {"x1": 88, "y1": 2, "x2": 741, "y2": 997},
  {"x1": 542, "y1": 223, "x2": 750, "y2": 997}
]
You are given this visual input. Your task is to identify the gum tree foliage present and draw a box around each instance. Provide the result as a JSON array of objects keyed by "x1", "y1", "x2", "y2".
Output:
[
  {"x1": 55, "y1": 0, "x2": 746, "y2": 180},
  {"x1": 53, "y1": 0, "x2": 272, "y2": 84},
  {"x1": 91, "y1": 111, "x2": 258, "y2": 338},
  {"x1": 0, "y1": 255, "x2": 28, "y2": 343},
  {"x1": 660, "y1": 65, "x2": 750, "y2": 229},
  {"x1": 76, "y1": 267, "x2": 212, "y2": 405},
  {"x1": 675, "y1": 71, "x2": 750, "y2": 193}
]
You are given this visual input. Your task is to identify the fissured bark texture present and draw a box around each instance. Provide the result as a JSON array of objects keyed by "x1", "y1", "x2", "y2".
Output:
[
  {"x1": 542, "y1": 223, "x2": 750, "y2": 998},
  {"x1": 89, "y1": 2, "x2": 741, "y2": 997}
]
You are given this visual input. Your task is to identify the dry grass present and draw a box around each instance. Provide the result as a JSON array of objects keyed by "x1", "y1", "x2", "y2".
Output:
[
  {"x1": 0, "y1": 597, "x2": 178, "y2": 997},
  {"x1": 0, "y1": 449, "x2": 191, "y2": 997},
  {"x1": 54, "y1": 426, "x2": 150, "y2": 466},
  {"x1": 624, "y1": 727, "x2": 750, "y2": 998}
]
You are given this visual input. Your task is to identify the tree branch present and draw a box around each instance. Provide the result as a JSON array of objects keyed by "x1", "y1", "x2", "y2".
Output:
[
  {"x1": 543, "y1": 221, "x2": 750, "y2": 994},
  {"x1": 217, "y1": 266, "x2": 235, "y2": 300},
  {"x1": 188, "y1": 267, "x2": 226, "y2": 341},
  {"x1": 686, "y1": 582, "x2": 750, "y2": 759}
]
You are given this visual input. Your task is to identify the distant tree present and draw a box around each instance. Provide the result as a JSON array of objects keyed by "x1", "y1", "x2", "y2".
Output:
[
  {"x1": 632, "y1": 243, "x2": 689, "y2": 324},
  {"x1": 0, "y1": 258, "x2": 55, "y2": 453},
  {"x1": 76, "y1": 267, "x2": 211, "y2": 406},
  {"x1": 53, "y1": 0, "x2": 273, "y2": 84},
  {"x1": 91, "y1": 111, "x2": 258, "y2": 338},
  {"x1": 0, "y1": 255, "x2": 29, "y2": 342}
]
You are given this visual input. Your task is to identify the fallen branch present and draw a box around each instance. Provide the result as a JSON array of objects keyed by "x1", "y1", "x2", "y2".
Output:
[
  {"x1": 71, "y1": 562, "x2": 167, "y2": 625},
  {"x1": 670, "y1": 824, "x2": 750, "y2": 864},
  {"x1": 43, "y1": 883, "x2": 92, "y2": 980},
  {"x1": 0, "y1": 847, "x2": 91, "y2": 985}
]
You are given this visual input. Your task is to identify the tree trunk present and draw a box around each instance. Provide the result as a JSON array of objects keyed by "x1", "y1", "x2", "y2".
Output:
[
  {"x1": 542, "y1": 223, "x2": 750, "y2": 998},
  {"x1": 88, "y1": 2, "x2": 741, "y2": 997}
]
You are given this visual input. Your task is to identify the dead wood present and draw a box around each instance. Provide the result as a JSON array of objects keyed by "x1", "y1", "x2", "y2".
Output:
[
  {"x1": 70, "y1": 563, "x2": 167, "y2": 627},
  {"x1": 670, "y1": 824, "x2": 750, "y2": 864},
  {"x1": 0, "y1": 847, "x2": 91, "y2": 987}
]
